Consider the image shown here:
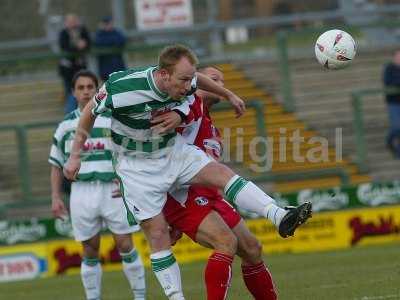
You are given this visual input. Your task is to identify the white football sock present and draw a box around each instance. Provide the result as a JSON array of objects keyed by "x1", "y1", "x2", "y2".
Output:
[
  {"x1": 150, "y1": 249, "x2": 185, "y2": 300},
  {"x1": 224, "y1": 175, "x2": 287, "y2": 227},
  {"x1": 120, "y1": 248, "x2": 146, "y2": 300},
  {"x1": 81, "y1": 257, "x2": 102, "y2": 300}
]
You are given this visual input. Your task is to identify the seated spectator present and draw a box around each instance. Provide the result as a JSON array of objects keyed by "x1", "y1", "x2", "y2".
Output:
[{"x1": 94, "y1": 16, "x2": 127, "y2": 81}]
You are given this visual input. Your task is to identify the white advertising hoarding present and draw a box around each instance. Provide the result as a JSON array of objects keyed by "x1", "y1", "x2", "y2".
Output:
[{"x1": 134, "y1": 0, "x2": 193, "y2": 30}]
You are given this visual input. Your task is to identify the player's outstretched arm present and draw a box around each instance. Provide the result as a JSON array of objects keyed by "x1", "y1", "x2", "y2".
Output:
[
  {"x1": 196, "y1": 72, "x2": 246, "y2": 118},
  {"x1": 63, "y1": 101, "x2": 96, "y2": 180}
]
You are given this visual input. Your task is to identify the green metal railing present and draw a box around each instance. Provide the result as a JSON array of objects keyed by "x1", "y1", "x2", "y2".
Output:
[
  {"x1": 351, "y1": 87, "x2": 399, "y2": 173},
  {"x1": 276, "y1": 31, "x2": 295, "y2": 113},
  {"x1": 0, "y1": 121, "x2": 57, "y2": 202},
  {"x1": 0, "y1": 102, "x2": 351, "y2": 214}
]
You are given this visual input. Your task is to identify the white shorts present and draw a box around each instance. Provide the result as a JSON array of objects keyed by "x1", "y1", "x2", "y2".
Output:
[
  {"x1": 114, "y1": 141, "x2": 212, "y2": 222},
  {"x1": 70, "y1": 181, "x2": 140, "y2": 241}
]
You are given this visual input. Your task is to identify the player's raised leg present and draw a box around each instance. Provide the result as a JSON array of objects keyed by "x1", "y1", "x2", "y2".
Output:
[{"x1": 189, "y1": 162, "x2": 312, "y2": 238}]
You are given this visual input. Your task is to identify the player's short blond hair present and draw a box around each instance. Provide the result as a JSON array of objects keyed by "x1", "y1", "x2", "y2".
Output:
[{"x1": 158, "y1": 44, "x2": 199, "y2": 74}]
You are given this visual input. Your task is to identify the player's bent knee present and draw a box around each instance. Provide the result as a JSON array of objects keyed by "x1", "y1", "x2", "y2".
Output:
[
  {"x1": 81, "y1": 236, "x2": 101, "y2": 258},
  {"x1": 115, "y1": 236, "x2": 133, "y2": 253},
  {"x1": 142, "y1": 225, "x2": 170, "y2": 250},
  {"x1": 241, "y1": 238, "x2": 263, "y2": 263},
  {"x1": 202, "y1": 162, "x2": 236, "y2": 189},
  {"x1": 82, "y1": 243, "x2": 100, "y2": 258}
]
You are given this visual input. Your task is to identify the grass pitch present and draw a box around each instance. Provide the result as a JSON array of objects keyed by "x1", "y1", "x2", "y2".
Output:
[{"x1": 1, "y1": 242, "x2": 399, "y2": 300}]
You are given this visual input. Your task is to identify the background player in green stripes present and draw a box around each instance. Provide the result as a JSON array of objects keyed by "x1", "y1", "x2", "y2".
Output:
[
  {"x1": 50, "y1": 70, "x2": 146, "y2": 300},
  {"x1": 64, "y1": 45, "x2": 311, "y2": 300}
]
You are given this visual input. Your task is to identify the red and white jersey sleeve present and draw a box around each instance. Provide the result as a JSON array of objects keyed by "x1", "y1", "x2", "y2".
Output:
[{"x1": 176, "y1": 94, "x2": 223, "y2": 160}]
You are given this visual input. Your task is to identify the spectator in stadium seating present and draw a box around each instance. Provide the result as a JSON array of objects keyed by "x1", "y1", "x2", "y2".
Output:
[
  {"x1": 383, "y1": 49, "x2": 400, "y2": 158},
  {"x1": 94, "y1": 16, "x2": 127, "y2": 81},
  {"x1": 58, "y1": 14, "x2": 91, "y2": 113},
  {"x1": 49, "y1": 70, "x2": 146, "y2": 300}
]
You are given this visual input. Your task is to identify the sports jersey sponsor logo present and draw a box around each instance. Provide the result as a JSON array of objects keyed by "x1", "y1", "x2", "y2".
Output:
[
  {"x1": 82, "y1": 141, "x2": 105, "y2": 151},
  {"x1": 95, "y1": 89, "x2": 107, "y2": 104},
  {"x1": 203, "y1": 139, "x2": 222, "y2": 159},
  {"x1": 195, "y1": 197, "x2": 209, "y2": 206}
]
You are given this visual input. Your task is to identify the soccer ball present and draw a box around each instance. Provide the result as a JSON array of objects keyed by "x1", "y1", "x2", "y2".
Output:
[{"x1": 315, "y1": 29, "x2": 356, "y2": 70}]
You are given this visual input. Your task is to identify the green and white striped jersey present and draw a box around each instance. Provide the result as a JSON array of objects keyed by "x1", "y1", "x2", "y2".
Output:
[
  {"x1": 92, "y1": 66, "x2": 194, "y2": 155},
  {"x1": 49, "y1": 109, "x2": 116, "y2": 182}
]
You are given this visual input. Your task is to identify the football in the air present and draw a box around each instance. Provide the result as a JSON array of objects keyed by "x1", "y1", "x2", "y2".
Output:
[{"x1": 315, "y1": 29, "x2": 356, "y2": 70}]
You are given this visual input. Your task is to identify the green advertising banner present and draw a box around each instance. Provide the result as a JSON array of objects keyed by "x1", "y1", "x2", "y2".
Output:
[
  {"x1": 240, "y1": 181, "x2": 400, "y2": 218},
  {"x1": 0, "y1": 218, "x2": 73, "y2": 246},
  {"x1": 2, "y1": 181, "x2": 400, "y2": 245}
]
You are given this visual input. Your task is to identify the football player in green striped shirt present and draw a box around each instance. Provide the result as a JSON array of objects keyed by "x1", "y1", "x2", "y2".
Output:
[
  {"x1": 64, "y1": 45, "x2": 311, "y2": 300},
  {"x1": 50, "y1": 70, "x2": 146, "y2": 300}
]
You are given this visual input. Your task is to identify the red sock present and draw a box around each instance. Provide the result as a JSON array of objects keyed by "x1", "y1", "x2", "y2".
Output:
[
  {"x1": 204, "y1": 252, "x2": 234, "y2": 300},
  {"x1": 242, "y1": 262, "x2": 278, "y2": 300}
]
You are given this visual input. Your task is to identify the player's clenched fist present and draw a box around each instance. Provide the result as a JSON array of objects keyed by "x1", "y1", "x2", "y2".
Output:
[{"x1": 63, "y1": 156, "x2": 81, "y2": 181}]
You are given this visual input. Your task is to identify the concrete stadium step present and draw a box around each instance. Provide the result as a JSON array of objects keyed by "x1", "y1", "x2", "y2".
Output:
[
  {"x1": 211, "y1": 126, "x2": 317, "y2": 139},
  {"x1": 224, "y1": 81, "x2": 256, "y2": 90},
  {"x1": 0, "y1": 88, "x2": 61, "y2": 101},
  {"x1": 213, "y1": 111, "x2": 298, "y2": 124},
  {"x1": 231, "y1": 149, "x2": 342, "y2": 165},
  {"x1": 5, "y1": 205, "x2": 52, "y2": 219},
  {"x1": 294, "y1": 98, "x2": 387, "y2": 114},
  {"x1": 0, "y1": 80, "x2": 60, "y2": 94},
  {"x1": 0, "y1": 109, "x2": 62, "y2": 125},
  {"x1": 213, "y1": 117, "x2": 302, "y2": 128},
  {"x1": 222, "y1": 72, "x2": 246, "y2": 81},
  {"x1": 274, "y1": 174, "x2": 371, "y2": 193},
  {"x1": 230, "y1": 59, "x2": 374, "y2": 191},
  {"x1": 0, "y1": 189, "x2": 15, "y2": 201},
  {"x1": 290, "y1": 75, "x2": 380, "y2": 93},
  {"x1": 212, "y1": 106, "x2": 282, "y2": 119},
  {"x1": 1, "y1": 100, "x2": 62, "y2": 113},
  {"x1": 236, "y1": 90, "x2": 267, "y2": 99}
]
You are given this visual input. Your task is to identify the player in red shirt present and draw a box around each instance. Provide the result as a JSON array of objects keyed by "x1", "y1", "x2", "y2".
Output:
[{"x1": 164, "y1": 66, "x2": 280, "y2": 300}]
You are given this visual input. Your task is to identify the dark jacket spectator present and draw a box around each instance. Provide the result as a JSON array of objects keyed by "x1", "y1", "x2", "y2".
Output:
[
  {"x1": 383, "y1": 50, "x2": 400, "y2": 158},
  {"x1": 384, "y1": 57, "x2": 400, "y2": 104},
  {"x1": 95, "y1": 16, "x2": 126, "y2": 81},
  {"x1": 58, "y1": 14, "x2": 91, "y2": 112}
]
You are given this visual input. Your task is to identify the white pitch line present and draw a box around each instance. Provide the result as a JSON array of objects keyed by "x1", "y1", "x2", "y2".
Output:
[{"x1": 356, "y1": 294, "x2": 400, "y2": 300}]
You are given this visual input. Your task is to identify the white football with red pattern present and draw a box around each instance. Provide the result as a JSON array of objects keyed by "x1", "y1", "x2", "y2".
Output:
[{"x1": 315, "y1": 29, "x2": 356, "y2": 70}]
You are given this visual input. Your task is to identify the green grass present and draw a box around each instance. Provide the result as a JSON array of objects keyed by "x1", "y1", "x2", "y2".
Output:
[{"x1": 1, "y1": 242, "x2": 399, "y2": 300}]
